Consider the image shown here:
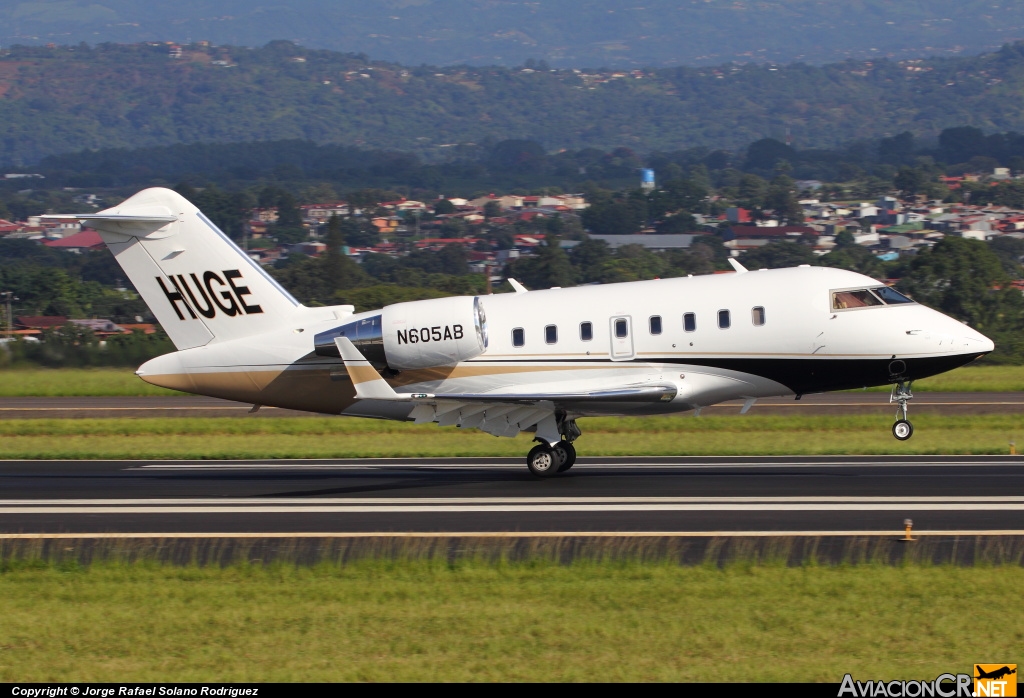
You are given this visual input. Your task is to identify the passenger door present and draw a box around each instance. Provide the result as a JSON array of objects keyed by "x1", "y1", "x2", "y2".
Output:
[{"x1": 609, "y1": 316, "x2": 635, "y2": 361}]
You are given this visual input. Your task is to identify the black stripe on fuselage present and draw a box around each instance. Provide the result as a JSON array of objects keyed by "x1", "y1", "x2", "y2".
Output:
[{"x1": 463, "y1": 352, "x2": 987, "y2": 395}]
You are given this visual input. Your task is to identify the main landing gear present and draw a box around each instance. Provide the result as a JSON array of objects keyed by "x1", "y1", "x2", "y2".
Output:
[
  {"x1": 526, "y1": 417, "x2": 580, "y2": 478},
  {"x1": 890, "y1": 381, "x2": 914, "y2": 441}
]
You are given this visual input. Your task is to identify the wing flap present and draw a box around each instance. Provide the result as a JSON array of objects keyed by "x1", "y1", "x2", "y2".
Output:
[{"x1": 426, "y1": 385, "x2": 678, "y2": 403}]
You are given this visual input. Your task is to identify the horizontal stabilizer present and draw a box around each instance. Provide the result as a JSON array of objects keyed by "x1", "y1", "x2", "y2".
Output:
[{"x1": 45, "y1": 214, "x2": 179, "y2": 224}]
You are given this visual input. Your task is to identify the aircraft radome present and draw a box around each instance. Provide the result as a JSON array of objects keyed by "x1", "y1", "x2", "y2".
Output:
[{"x1": 48, "y1": 188, "x2": 995, "y2": 477}]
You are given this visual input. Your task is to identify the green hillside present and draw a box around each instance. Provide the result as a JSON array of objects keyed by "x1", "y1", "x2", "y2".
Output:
[
  {"x1": 4, "y1": 0, "x2": 1024, "y2": 69},
  {"x1": 6, "y1": 40, "x2": 1024, "y2": 165}
]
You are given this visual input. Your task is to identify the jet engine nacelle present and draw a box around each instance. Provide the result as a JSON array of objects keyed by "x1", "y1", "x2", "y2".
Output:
[{"x1": 381, "y1": 296, "x2": 488, "y2": 369}]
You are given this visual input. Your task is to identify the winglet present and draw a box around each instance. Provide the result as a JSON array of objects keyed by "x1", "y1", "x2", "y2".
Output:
[
  {"x1": 728, "y1": 258, "x2": 749, "y2": 273},
  {"x1": 335, "y1": 337, "x2": 403, "y2": 400},
  {"x1": 508, "y1": 278, "x2": 528, "y2": 293}
]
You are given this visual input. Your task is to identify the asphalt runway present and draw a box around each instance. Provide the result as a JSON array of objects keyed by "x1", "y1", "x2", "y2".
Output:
[
  {"x1": 1, "y1": 456, "x2": 1023, "y2": 535},
  {"x1": 2, "y1": 392, "x2": 1024, "y2": 418}
]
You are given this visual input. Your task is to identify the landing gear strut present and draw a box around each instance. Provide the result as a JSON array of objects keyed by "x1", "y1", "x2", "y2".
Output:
[
  {"x1": 890, "y1": 381, "x2": 914, "y2": 441},
  {"x1": 526, "y1": 416, "x2": 580, "y2": 477}
]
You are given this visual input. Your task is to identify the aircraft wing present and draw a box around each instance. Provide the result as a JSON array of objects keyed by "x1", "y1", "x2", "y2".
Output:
[
  {"x1": 334, "y1": 337, "x2": 677, "y2": 442},
  {"x1": 334, "y1": 337, "x2": 677, "y2": 404}
]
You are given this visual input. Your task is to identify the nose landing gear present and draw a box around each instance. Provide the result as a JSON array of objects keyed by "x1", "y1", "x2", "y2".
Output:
[
  {"x1": 890, "y1": 381, "x2": 914, "y2": 441},
  {"x1": 526, "y1": 416, "x2": 580, "y2": 477}
]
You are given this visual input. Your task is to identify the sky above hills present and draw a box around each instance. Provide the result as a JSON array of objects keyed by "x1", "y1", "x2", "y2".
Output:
[{"x1": 4, "y1": 0, "x2": 1024, "y2": 69}]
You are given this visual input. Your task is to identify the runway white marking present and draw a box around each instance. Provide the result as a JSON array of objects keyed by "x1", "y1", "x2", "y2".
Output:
[
  {"x1": 4, "y1": 496, "x2": 1024, "y2": 505},
  {"x1": 2, "y1": 530, "x2": 1024, "y2": 539},
  {"x1": 2, "y1": 496, "x2": 1023, "y2": 514},
  {"x1": 130, "y1": 458, "x2": 1024, "y2": 470}
]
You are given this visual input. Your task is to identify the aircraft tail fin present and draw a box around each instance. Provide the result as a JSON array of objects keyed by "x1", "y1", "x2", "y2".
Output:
[{"x1": 50, "y1": 188, "x2": 301, "y2": 350}]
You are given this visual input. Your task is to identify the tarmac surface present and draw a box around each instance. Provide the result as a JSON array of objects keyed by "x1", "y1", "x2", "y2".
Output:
[
  {"x1": 2, "y1": 456, "x2": 1023, "y2": 535},
  {"x1": 2, "y1": 392, "x2": 1022, "y2": 418}
]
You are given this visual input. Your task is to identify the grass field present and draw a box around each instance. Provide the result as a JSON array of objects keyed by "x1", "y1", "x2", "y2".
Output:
[
  {"x1": 0, "y1": 368, "x2": 178, "y2": 397},
  {"x1": 1, "y1": 413, "x2": 1020, "y2": 458},
  {"x1": 0, "y1": 559, "x2": 1019, "y2": 681},
  {"x1": 1, "y1": 364, "x2": 1024, "y2": 397}
]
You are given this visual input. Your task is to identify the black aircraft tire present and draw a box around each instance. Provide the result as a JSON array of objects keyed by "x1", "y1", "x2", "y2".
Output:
[
  {"x1": 527, "y1": 444, "x2": 559, "y2": 477},
  {"x1": 555, "y1": 441, "x2": 577, "y2": 472},
  {"x1": 892, "y1": 419, "x2": 914, "y2": 441}
]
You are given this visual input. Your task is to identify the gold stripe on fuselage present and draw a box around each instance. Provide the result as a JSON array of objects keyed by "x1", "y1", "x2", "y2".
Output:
[{"x1": 139, "y1": 361, "x2": 635, "y2": 414}]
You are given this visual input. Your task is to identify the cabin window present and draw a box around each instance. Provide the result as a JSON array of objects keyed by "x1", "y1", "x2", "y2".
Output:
[
  {"x1": 752, "y1": 306, "x2": 766, "y2": 326},
  {"x1": 873, "y1": 286, "x2": 915, "y2": 304},
  {"x1": 649, "y1": 315, "x2": 662, "y2": 335},
  {"x1": 718, "y1": 309, "x2": 731, "y2": 329},
  {"x1": 545, "y1": 324, "x2": 558, "y2": 344},
  {"x1": 580, "y1": 322, "x2": 593, "y2": 341},
  {"x1": 832, "y1": 289, "x2": 884, "y2": 310},
  {"x1": 512, "y1": 328, "x2": 525, "y2": 347},
  {"x1": 615, "y1": 318, "x2": 629, "y2": 338},
  {"x1": 683, "y1": 313, "x2": 696, "y2": 332}
]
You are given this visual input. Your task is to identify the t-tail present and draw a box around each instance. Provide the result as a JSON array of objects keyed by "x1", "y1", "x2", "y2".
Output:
[{"x1": 50, "y1": 187, "x2": 301, "y2": 349}]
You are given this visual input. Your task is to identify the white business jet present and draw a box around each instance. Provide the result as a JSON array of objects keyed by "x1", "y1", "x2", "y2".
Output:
[{"x1": 50, "y1": 188, "x2": 995, "y2": 477}]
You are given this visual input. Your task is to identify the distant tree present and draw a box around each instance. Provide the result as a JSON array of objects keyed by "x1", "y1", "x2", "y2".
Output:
[
  {"x1": 580, "y1": 200, "x2": 643, "y2": 235},
  {"x1": 764, "y1": 174, "x2": 803, "y2": 224},
  {"x1": 334, "y1": 285, "x2": 452, "y2": 313},
  {"x1": 434, "y1": 199, "x2": 456, "y2": 215},
  {"x1": 338, "y1": 216, "x2": 378, "y2": 247},
  {"x1": 489, "y1": 139, "x2": 547, "y2": 174},
  {"x1": 508, "y1": 234, "x2": 576, "y2": 288},
  {"x1": 939, "y1": 126, "x2": 987, "y2": 164},
  {"x1": 662, "y1": 247, "x2": 716, "y2": 277},
  {"x1": 258, "y1": 186, "x2": 287, "y2": 209},
  {"x1": 738, "y1": 240, "x2": 816, "y2": 270},
  {"x1": 655, "y1": 213, "x2": 699, "y2": 234},
  {"x1": 483, "y1": 200, "x2": 502, "y2": 218},
  {"x1": 569, "y1": 237, "x2": 612, "y2": 283},
  {"x1": 690, "y1": 235, "x2": 730, "y2": 267},
  {"x1": 744, "y1": 138, "x2": 797, "y2": 172},
  {"x1": 438, "y1": 218, "x2": 467, "y2": 238},
  {"x1": 322, "y1": 214, "x2": 367, "y2": 293},
  {"x1": 736, "y1": 173, "x2": 768, "y2": 207},
  {"x1": 878, "y1": 131, "x2": 916, "y2": 166},
  {"x1": 834, "y1": 230, "x2": 857, "y2": 248},
  {"x1": 271, "y1": 191, "x2": 306, "y2": 244},
  {"x1": 191, "y1": 185, "x2": 251, "y2": 241},
  {"x1": 895, "y1": 236, "x2": 1022, "y2": 334},
  {"x1": 436, "y1": 244, "x2": 470, "y2": 276},
  {"x1": 819, "y1": 243, "x2": 887, "y2": 278},
  {"x1": 487, "y1": 226, "x2": 516, "y2": 250},
  {"x1": 989, "y1": 235, "x2": 1024, "y2": 278},
  {"x1": 893, "y1": 167, "x2": 926, "y2": 197},
  {"x1": 598, "y1": 244, "x2": 666, "y2": 283},
  {"x1": 271, "y1": 251, "x2": 371, "y2": 305},
  {"x1": 346, "y1": 189, "x2": 399, "y2": 215}
]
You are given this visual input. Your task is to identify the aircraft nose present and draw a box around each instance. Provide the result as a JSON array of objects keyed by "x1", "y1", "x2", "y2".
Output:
[
  {"x1": 959, "y1": 325, "x2": 995, "y2": 355},
  {"x1": 969, "y1": 332, "x2": 995, "y2": 354}
]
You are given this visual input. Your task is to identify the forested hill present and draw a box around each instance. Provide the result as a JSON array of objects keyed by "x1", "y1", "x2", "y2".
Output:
[
  {"x1": 5, "y1": 0, "x2": 1024, "y2": 69},
  {"x1": 7, "y1": 40, "x2": 1024, "y2": 165}
]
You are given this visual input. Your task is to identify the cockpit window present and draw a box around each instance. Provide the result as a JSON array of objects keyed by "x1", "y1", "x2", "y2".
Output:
[
  {"x1": 832, "y1": 289, "x2": 884, "y2": 310},
  {"x1": 873, "y1": 286, "x2": 915, "y2": 304},
  {"x1": 832, "y1": 286, "x2": 916, "y2": 310}
]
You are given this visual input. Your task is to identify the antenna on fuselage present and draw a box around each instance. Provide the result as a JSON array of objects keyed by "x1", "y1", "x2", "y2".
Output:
[
  {"x1": 508, "y1": 278, "x2": 529, "y2": 293},
  {"x1": 728, "y1": 258, "x2": 749, "y2": 274}
]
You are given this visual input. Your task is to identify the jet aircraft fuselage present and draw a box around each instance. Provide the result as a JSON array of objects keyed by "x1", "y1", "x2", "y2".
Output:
[{"x1": 50, "y1": 188, "x2": 994, "y2": 476}]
